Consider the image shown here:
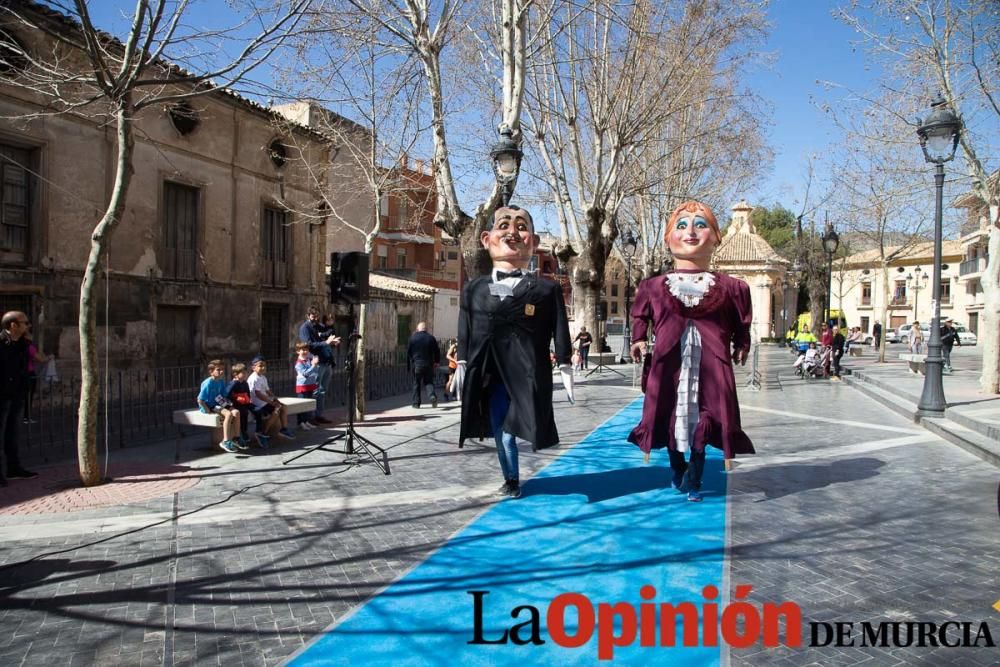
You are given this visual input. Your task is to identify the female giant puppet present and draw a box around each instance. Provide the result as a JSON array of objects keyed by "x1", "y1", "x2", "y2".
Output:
[{"x1": 628, "y1": 201, "x2": 755, "y2": 502}]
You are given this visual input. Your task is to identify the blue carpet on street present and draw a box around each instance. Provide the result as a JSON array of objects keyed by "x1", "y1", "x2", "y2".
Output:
[{"x1": 290, "y1": 397, "x2": 727, "y2": 666}]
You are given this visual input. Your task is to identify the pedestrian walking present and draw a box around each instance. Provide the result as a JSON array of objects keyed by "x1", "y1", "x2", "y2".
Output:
[
  {"x1": 872, "y1": 321, "x2": 882, "y2": 350},
  {"x1": 407, "y1": 322, "x2": 441, "y2": 408},
  {"x1": 298, "y1": 306, "x2": 340, "y2": 424},
  {"x1": 831, "y1": 325, "x2": 845, "y2": 380},
  {"x1": 909, "y1": 321, "x2": 925, "y2": 355},
  {"x1": 458, "y1": 205, "x2": 573, "y2": 499},
  {"x1": 0, "y1": 311, "x2": 37, "y2": 483},
  {"x1": 940, "y1": 318, "x2": 961, "y2": 372},
  {"x1": 573, "y1": 327, "x2": 593, "y2": 369},
  {"x1": 628, "y1": 201, "x2": 755, "y2": 502}
]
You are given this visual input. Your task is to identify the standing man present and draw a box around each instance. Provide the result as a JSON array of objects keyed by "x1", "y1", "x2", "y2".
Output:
[
  {"x1": 407, "y1": 322, "x2": 441, "y2": 408},
  {"x1": 0, "y1": 311, "x2": 37, "y2": 483},
  {"x1": 298, "y1": 305, "x2": 340, "y2": 424},
  {"x1": 458, "y1": 206, "x2": 573, "y2": 499},
  {"x1": 940, "y1": 318, "x2": 961, "y2": 372},
  {"x1": 830, "y1": 325, "x2": 845, "y2": 381},
  {"x1": 872, "y1": 321, "x2": 882, "y2": 351},
  {"x1": 573, "y1": 326, "x2": 593, "y2": 369}
]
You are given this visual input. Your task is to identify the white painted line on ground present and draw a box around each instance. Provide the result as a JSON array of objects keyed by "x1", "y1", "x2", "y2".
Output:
[
  {"x1": 741, "y1": 405, "x2": 925, "y2": 434},
  {"x1": 731, "y1": 434, "x2": 939, "y2": 469}
]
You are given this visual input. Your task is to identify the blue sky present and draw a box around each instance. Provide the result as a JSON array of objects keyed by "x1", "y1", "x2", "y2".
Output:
[
  {"x1": 744, "y1": 0, "x2": 879, "y2": 209},
  {"x1": 82, "y1": 0, "x2": 879, "y2": 218}
]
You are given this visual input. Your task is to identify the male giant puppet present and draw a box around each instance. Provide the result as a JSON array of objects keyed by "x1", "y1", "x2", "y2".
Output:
[
  {"x1": 628, "y1": 201, "x2": 755, "y2": 502},
  {"x1": 457, "y1": 206, "x2": 573, "y2": 498}
]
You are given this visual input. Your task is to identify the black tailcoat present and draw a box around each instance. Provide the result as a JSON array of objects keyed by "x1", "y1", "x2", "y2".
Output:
[{"x1": 458, "y1": 274, "x2": 572, "y2": 449}]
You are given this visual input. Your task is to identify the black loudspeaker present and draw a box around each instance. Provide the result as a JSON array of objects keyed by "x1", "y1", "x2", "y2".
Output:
[
  {"x1": 596, "y1": 302, "x2": 608, "y2": 321},
  {"x1": 330, "y1": 252, "x2": 369, "y2": 305}
]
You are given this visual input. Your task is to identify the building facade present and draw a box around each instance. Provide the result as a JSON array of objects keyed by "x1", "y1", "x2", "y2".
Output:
[
  {"x1": 836, "y1": 241, "x2": 968, "y2": 336},
  {"x1": 0, "y1": 3, "x2": 370, "y2": 371},
  {"x1": 713, "y1": 201, "x2": 792, "y2": 341}
]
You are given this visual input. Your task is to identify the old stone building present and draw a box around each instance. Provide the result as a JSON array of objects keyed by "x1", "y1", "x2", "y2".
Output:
[{"x1": 0, "y1": 2, "x2": 371, "y2": 372}]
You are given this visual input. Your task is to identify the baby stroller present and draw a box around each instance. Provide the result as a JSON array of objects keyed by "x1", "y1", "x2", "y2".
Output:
[{"x1": 804, "y1": 346, "x2": 832, "y2": 379}]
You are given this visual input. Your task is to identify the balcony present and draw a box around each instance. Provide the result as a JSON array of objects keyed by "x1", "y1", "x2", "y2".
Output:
[{"x1": 959, "y1": 255, "x2": 989, "y2": 278}]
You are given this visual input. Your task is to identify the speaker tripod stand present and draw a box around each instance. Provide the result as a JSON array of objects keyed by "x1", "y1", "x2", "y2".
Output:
[
  {"x1": 283, "y1": 335, "x2": 390, "y2": 474},
  {"x1": 585, "y1": 321, "x2": 625, "y2": 378}
]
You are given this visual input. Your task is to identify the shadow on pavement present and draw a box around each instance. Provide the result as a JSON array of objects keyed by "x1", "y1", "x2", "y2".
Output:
[{"x1": 736, "y1": 456, "x2": 886, "y2": 501}]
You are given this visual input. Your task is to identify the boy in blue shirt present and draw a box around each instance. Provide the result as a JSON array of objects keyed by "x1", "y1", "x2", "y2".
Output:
[{"x1": 197, "y1": 359, "x2": 243, "y2": 453}]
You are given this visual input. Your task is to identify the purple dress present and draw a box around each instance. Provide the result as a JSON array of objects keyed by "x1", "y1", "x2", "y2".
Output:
[{"x1": 627, "y1": 270, "x2": 755, "y2": 459}]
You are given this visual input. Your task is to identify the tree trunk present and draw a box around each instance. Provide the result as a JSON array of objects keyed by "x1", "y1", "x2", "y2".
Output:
[
  {"x1": 878, "y1": 263, "x2": 890, "y2": 363},
  {"x1": 78, "y1": 100, "x2": 134, "y2": 487},
  {"x1": 980, "y1": 219, "x2": 999, "y2": 394}
]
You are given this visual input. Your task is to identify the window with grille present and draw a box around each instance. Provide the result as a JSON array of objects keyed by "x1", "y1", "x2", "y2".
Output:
[
  {"x1": 163, "y1": 181, "x2": 199, "y2": 279},
  {"x1": 262, "y1": 207, "x2": 290, "y2": 287},
  {"x1": 259, "y1": 302, "x2": 288, "y2": 360},
  {"x1": 940, "y1": 280, "x2": 951, "y2": 304},
  {"x1": 0, "y1": 293, "x2": 32, "y2": 321},
  {"x1": 611, "y1": 284, "x2": 619, "y2": 297},
  {"x1": 396, "y1": 249, "x2": 406, "y2": 269},
  {"x1": 861, "y1": 282, "x2": 872, "y2": 305},
  {"x1": 0, "y1": 143, "x2": 33, "y2": 263}
]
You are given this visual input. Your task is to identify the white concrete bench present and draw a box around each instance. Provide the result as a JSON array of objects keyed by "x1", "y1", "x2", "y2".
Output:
[
  {"x1": 899, "y1": 353, "x2": 927, "y2": 375},
  {"x1": 171, "y1": 397, "x2": 317, "y2": 460}
]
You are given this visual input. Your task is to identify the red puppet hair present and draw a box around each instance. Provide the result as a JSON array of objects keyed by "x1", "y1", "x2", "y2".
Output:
[{"x1": 664, "y1": 201, "x2": 722, "y2": 245}]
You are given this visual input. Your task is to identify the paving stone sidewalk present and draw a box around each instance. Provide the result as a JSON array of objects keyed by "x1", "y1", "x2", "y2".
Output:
[
  {"x1": 728, "y1": 347, "x2": 1000, "y2": 666},
  {"x1": 0, "y1": 372, "x2": 637, "y2": 666}
]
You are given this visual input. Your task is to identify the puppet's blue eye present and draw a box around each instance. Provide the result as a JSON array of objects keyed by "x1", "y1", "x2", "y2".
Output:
[
  {"x1": 676, "y1": 221, "x2": 688, "y2": 230},
  {"x1": 694, "y1": 217, "x2": 709, "y2": 229}
]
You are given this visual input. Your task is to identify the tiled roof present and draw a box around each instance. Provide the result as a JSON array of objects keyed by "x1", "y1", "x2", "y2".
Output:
[
  {"x1": 843, "y1": 240, "x2": 963, "y2": 266},
  {"x1": 714, "y1": 230, "x2": 788, "y2": 265},
  {"x1": 369, "y1": 273, "x2": 437, "y2": 301}
]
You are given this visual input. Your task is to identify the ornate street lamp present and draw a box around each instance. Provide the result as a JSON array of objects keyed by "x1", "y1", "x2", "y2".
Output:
[
  {"x1": 906, "y1": 266, "x2": 929, "y2": 320},
  {"x1": 916, "y1": 95, "x2": 962, "y2": 417},
  {"x1": 620, "y1": 231, "x2": 637, "y2": 361},
  {"x1": 490, "y1": 123, "x2": 523, "y2": 207},
  {"x1": 821, "y1": 223, "x2": 840, "y2": 328}
]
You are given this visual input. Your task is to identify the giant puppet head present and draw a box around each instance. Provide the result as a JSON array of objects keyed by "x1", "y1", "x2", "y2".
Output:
[
  {"x1": 664, "y1": 201, "x2": 723, "y2": 267},
  {"x1": 481, "y1": 205, "x2": 539, "y2": 270}
]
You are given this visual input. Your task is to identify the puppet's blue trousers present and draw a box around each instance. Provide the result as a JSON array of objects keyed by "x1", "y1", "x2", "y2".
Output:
[{"x1": 488, "y1": 384, "x2": 518, "y2": 481}]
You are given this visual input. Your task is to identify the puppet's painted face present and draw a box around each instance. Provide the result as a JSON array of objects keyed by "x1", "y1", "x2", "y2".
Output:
[
  {"x1": 667, "y1": 211, "x2": 717, "y2": 262},
  {"x1": 481, "y1": 208, "x2": 537, "y2": 267}
]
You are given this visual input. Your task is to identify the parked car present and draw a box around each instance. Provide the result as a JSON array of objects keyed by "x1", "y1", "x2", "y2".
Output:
[
  {"x1": 952, "y1": 323, "x2": 978, "y2": 346},
  {"x1": 894, "y1": 323, "x2": 930, "y2": 346}
]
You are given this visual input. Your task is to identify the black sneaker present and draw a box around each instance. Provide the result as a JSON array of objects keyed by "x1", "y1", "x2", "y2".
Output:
[
  {"x1": 507, "y1": 481, "x2": 522, "y2": 499},
  {"x1": 431, "y1": 395, "x2": 438, "y2": 408},
  {"x1": 496, "y1": 480, "x2": 512, "y2": 496},
  {"x1": 8, "y1": 468, "x2": 38, "y2": 480}
]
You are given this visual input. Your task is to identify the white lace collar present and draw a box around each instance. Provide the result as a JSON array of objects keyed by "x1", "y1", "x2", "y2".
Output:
[{"x1": 665, "y1": 271, "x2": 715, "y2": 307}]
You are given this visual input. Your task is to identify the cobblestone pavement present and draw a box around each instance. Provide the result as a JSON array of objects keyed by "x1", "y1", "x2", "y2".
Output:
[
  {"x1": 1, "y1": 351, "x2": 998, "y2": 666},
  {"x1": 728, "y1": 347, "x2": 999, "y2": 666},
  {"x1": 0, "y1": 377, "x2": 634, "y2": 667}
]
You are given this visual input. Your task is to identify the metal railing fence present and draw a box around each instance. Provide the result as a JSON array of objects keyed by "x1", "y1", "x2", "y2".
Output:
[{"x1": 19, "y1": 349, "x2": 437, "y2": 465}]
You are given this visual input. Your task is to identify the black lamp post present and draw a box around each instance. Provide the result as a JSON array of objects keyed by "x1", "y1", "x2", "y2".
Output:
[
  {"x1": 821, "y1": 224, "x2": 840, "y2": 328},
  {"x1": 490, "y1": 123, "x2": 523, "y2": 207},
  {"x1": 621, "y1": 231, "x2": 637, "y2": 360},
  {"x1": 916, "y1": 95, "x2": 962, "y2": 417}
]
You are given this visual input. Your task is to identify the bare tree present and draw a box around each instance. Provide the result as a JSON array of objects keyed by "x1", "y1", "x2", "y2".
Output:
[
  {"x1": 0, "y1": 0, "x2": 308, "y2": 486},
  {"x1": 825, "y1": 103, "x2": 930, "y2": 362},
  {"x1": 837, "y1": 0, "x2": 1000, "y2": 390},
  {"x1": 316, "y1": 0, "x2": 543, "y2": 276},
  {"x1": 524, "y1": 0, "x2": 768, "y2": 335},
  {"x1": 273, "y1": 12, "x2": 434, "y2": 418}
]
